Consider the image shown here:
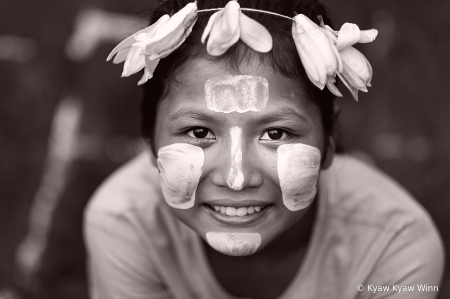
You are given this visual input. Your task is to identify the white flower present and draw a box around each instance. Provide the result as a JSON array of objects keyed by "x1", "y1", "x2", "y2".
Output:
[
  {"x1": 107, "y1": 1, "x2": 198, "y2": 85},
  {"x1": 336, "y1": 46, "x2": 373, "y2": 101},
  {"x1": 292, "y1": 14, "x2": 342, "y2": 90},
  {"x1": 324, "y1": 23, "x2": 378, "y2": 51},
  {"x1": 201, "y1": 0, "x2": 272, "y2": 56},
  {"x1": 321, "y1": 21, "x2": 378, "y2": 101}
]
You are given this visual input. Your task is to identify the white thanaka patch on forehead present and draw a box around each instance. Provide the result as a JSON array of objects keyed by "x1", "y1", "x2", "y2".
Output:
[
  {"x1": 204, "y1": 75, "x2": 269, "y2": 113},
  {"x1": 157, "y1": 143, "x2": 204, "y2": 209},
  {"x1": 206, "y1": 232, "x2": 261, "y2": 256},
  {"x1": 227, "y1": 126, "x2": 244, "y2": 190},
  {"x1": 277, "y1": 143, "x2": 321, "y2": 211}
]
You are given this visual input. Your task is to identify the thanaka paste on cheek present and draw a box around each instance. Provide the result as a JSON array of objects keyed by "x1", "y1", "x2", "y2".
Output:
[
  {"x1": 204, "y1": 75, "x2": 269, "y2": 113},
  {"x1": 206, "y1": 232, "x2": 261, "y2": 256},
  {"x1": 157, "y1": 143, "x2": 204, "y2": 209},
  {"x1": 227, "y1": 126, "x2": 244, "y2": 190},
  {"x1": 277, "y1": 143, "x2": 321, "y2": 211}
]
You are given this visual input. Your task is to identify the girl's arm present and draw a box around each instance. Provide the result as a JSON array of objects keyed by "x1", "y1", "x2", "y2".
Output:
[{"x1": 84, "y1": 210, "x2": 172, "y2": 299}]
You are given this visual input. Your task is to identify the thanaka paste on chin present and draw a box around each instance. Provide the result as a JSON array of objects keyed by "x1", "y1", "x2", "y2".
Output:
[
  {"x1": 206, "y1": 232, "x2": 261, "y2": 256},
  {"x1": 157, "y1": 143, "x2": 204, "y2": 209},
  {"x1": 204, "y1": 75, "x2": 269, "y2": 113},
  {"x1": 277, "y1": 143, "x2": 321, "y2": 211}
]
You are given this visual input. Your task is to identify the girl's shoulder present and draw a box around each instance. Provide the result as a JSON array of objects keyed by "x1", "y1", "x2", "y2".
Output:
[
  {"x1": 85, "y1": 151, "x2": 162, "y2": 220},
  {"x1": 297, "y1": 155, "x2": 444, "y2": 298},
  {"x1": 320, "y1": 154, "x2": 433, "y2": 231}
]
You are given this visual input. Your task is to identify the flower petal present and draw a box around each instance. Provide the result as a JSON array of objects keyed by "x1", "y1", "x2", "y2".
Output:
[
  {"x1": 300, "y1": 15, "x2": 339, "y2": 78},
  {"x1": 239, "y1": 12, "x2": 272, "y2": 53},
  {"x1": 208, "y1": 26, "x2": 240, "y2": 56},
  {"x1": 366, "y1": 57, "x2": 373, "y2": 87},
  {"x1": 340, "y1": 46, "x2": 371, "y2": 90},
  {"x1": 140, "y1": 2, "x2": 197, "y2": 55},
  {"x1": 145, "y1": 56, "x2": 160, "y2": 72},
  {"x1": 107, "y1": 35, "x2": 134, "y2": 62},
  {"x1": 326, "y1": 76, "x2": 343, "y2": 97},
  {"x1": 137, "y1": 58, "x2": 160, "y2": 85},
  {"x1": 138, "y1": 70, "x2": 151, "y2": 85},
  {"x1": 122, "y1": 46, "x2": 145, "y2": 77},
  {"x1": 107, "y1": 14, "x2": 170, "y2": 61},
  {"x1": 149, "y1": 10, "x2": 197, "y2": 60},
  {"x1": 325, "y1": 33, "x2": 343, "y2": 73},
  {"x1": 359, "y1": 29, "x2": 378, "y2": 43},
  {"x1": 341, "y1": 69, "x2": 368, "y2": 92},
  {"x1": 113, "y1": 48, "x2": 129, "y2": 64},
  {"x1": 292, "y1": 23, "x2": 324, "y2": 88},
  {"x1": 201, "y1": 11, "x2": 220, "y2": 43},
  {"x1": 206, "y1": 1, "x2": 241, "y2": 56},
  {"x1": 319, "y1": 25, "x2": 343, "y2": 72},
  {"x1": 322, "y1": 25, "x2": 338, "y2": 43},
  {"x1": 337, "y1": 72, "x2": 359, "y2": 101},
  {"x1": 126, "y1": 56, "x2": 145, "y2": 77},
  {"x1": 336, "y1": 23, "x2": 361, "y2": 50},
  {"x1": 293, "y1": 14, "x2": 341, "y2": 89},
  {"x1": 323, "y1": 25, "x2": 338, "y2": 39}
]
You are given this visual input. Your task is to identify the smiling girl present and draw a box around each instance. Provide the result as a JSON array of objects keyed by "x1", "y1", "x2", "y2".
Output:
[{"x1": 84, "y1": 0, "x2": 444, "y2": 298}]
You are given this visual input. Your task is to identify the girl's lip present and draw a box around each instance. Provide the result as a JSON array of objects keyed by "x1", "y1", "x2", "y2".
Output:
[
  {"x1": 202, "y1": 204, "x2": 272, "y2": 227},
  {"x1": 203, "y1": 199, "x2": 272, "y2": 208}
]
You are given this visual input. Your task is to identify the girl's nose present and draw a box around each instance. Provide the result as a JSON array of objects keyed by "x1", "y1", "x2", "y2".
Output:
[{"x1": 211, "y1": 126, "x2": 263, "y2": 190}]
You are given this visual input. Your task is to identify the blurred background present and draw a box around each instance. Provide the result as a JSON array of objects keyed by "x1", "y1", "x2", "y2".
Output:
[{"x1": 0, "y1": 0, "x2": 449, "y2": 298}]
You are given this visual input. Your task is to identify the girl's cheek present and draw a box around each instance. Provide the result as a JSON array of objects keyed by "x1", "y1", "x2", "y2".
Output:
[
  {"x1": 157, "y1": 143, "x2": 204, "y2": 209},
  {"x1": 277, "y1": 143, "x2": 321, "y2": 211},
  {"x1": 205, "y1": 232, "x2": 262, "y2": 256}
]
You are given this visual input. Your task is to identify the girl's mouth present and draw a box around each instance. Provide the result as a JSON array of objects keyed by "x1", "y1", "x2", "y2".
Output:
[
  {"x1": 202, "y1": 203, "x2": 272, "y2": 226},
  {"x1": 205, "y1": 204, "x2": 269, "y2": 216}
]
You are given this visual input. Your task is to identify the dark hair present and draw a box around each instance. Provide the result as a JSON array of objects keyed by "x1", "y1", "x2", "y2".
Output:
[{"x1": 141, "y1": 0, "x2": 340, "y2": 151}]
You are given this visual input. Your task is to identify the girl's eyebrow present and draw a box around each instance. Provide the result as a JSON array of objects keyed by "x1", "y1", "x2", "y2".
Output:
[
  {"x1": 257, "y1": 108, "x2": 311, "y2": 125},
  {"x1": 168, "y1": 107, "x2": 216, "y2": 123},
  {"x1": 168, "y1": 107, "x2": 310, "y2": 126}
]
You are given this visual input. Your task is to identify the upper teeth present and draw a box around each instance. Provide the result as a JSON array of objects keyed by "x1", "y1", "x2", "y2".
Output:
[{"x1": 212, "y1": 206, "x2": 264, "y2": 217}]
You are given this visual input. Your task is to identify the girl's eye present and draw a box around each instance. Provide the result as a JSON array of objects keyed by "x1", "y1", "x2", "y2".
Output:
[
  {"x1": 187, "y1": 127, "x2": 216, "y2": 139},
  {"x1": 260, "y1": 129, "x2": 288, "y2": 141}
]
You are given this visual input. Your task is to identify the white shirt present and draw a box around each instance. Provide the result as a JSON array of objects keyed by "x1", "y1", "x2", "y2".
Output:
[{"x1": 84, "y1": 153, "x2": 444, "y2": 299}]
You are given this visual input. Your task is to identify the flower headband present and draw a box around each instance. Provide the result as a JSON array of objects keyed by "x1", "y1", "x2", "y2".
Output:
[{"x1": 107, "y1": 0, "x2": 378, "y2": 101}]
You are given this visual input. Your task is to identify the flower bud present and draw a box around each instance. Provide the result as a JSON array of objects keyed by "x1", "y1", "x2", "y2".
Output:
[
  {"x1": 340, "y1": 47, "x2": 372, "y2": 89},
  {"x1": 336, "y1": 46, "x2": 373, "y2": 101},
  {"x1": 292, "y1": 14, "x2": 341, "y2": 90}
]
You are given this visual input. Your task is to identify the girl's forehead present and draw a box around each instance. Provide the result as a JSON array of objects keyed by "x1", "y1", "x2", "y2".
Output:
[
  {"x1": 204, "y1": 74, "x2": 269, "y2": 113},
  {"x1": 166, "y1": 59, "x2": 314, "y2": 114}
]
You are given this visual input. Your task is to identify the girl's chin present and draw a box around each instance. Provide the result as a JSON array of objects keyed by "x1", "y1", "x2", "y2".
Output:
[
  {"x1": 168, "y1": 201, "x2": 301, "y2": 256},
  {"x1": 194, "y1": 204, "x2": 284, "y2": 256},
  {"x1": 205, "y1": 231, "x2": 263, "y2": 256}
]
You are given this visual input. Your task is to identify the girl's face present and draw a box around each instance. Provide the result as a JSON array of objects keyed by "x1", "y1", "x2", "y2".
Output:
[{"x1": 152, "y1": 59, "x2": 332, "y2": 256}]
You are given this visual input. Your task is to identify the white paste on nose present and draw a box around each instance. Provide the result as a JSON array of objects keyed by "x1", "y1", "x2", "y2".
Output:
[
  {"x1": 227, "y1": 126, "x2": 244, "y2": 190},
  {"x1": 204, "y1": 75, "x2": 269, "y2": 113},
  {"x1": 206, "y1": 232, "x2": 261, "y2": 256},
  {"x1": 157, "y1": 143, "x2": 204, "y2": 209},
  {"x1": 277, "y1": 143, "x2": 321, "y2": 211}
]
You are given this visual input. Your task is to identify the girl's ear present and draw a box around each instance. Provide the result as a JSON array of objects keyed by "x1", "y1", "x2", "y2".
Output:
[{"x1": 321, "y1": 136, "x2": 335, "y2": 170}]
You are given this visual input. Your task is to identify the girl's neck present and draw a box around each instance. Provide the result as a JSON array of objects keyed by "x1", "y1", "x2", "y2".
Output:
[
  {"x1": 202, "y1": 197, "x2": 318, "y2": 299},
  {"x1": 254, "y1": 196, "x2": 318, "y2": 258}
]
